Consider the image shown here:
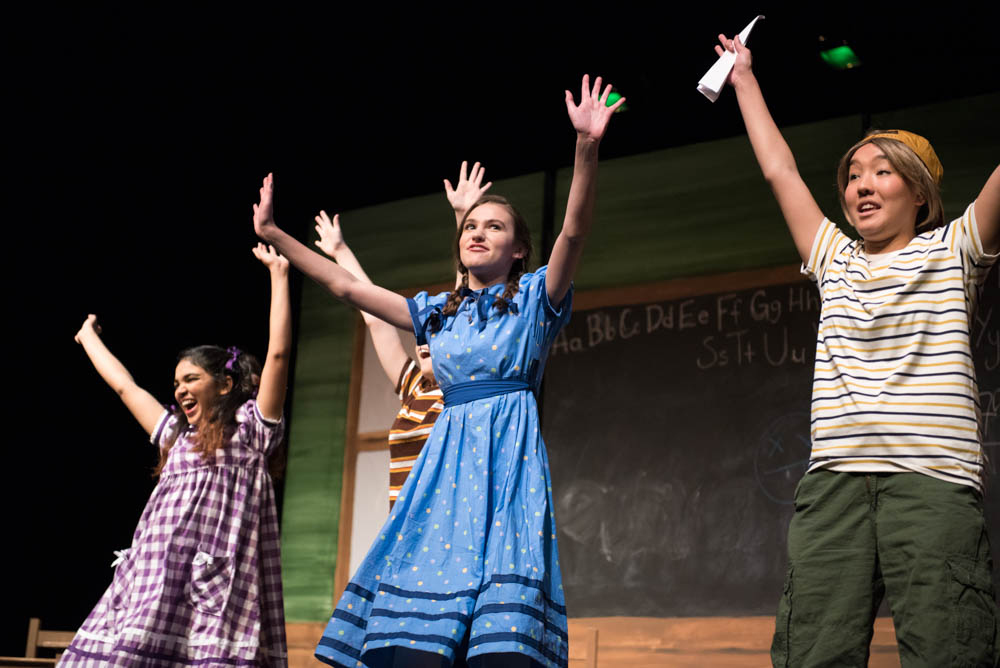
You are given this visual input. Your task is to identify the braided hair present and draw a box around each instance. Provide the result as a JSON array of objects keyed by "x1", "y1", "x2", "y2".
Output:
[
  {"x1": 154, "y1": 345, "x2": 261, "y2": 476},
  {"x1": 442, "y1": 195, "x2": 533, "y2": 318}
]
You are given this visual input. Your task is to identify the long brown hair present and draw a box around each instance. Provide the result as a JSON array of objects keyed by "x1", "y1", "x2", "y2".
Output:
[
  {"x1": 154, "y1": 346, "x2": 261, "y2": 476},
  {"x1": 836, "y1": 130, "x2": 944, "y2": 234},
  {"x1": 442, "y1": 195, "x2": 533, "y2": 318}
]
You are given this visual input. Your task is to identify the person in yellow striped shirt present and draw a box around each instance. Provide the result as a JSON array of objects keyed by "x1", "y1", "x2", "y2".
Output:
[
  {"x1": 717, "y1": 32, "x2": 1000, "y2": 667},
  {"x1": 313, "y1": 162, "x2": 492, "y2": 508}
]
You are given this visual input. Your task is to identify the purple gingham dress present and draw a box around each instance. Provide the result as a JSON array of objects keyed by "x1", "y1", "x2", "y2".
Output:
[{"x1": 59, "y1": 400, "x2": 287, "y2": 667}]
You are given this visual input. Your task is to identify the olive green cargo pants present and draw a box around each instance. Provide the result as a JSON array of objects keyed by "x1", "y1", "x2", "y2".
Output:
[{"x1": 771, "y1": 470, "x2": 998, "y2": 667}]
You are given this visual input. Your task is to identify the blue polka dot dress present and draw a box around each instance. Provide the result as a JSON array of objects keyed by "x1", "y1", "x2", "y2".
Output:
[{"x1": 316, "y1": 267, "x2": 572, "y2": 668}]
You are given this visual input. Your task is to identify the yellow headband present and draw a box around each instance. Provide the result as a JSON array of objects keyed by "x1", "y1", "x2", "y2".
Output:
[{"x1": 862, "y1": 130, "x2": 943, "y2": 185}]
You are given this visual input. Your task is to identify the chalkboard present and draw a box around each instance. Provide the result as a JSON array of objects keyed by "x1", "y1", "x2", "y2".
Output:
[{"x1": 542, "y1": 265, "x2": 1000, "y2": 618}]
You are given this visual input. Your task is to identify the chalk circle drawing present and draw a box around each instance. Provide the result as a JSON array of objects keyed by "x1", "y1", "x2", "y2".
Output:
[{"x1": 753, "y1": 412, "x2": 811, "y2": 504}]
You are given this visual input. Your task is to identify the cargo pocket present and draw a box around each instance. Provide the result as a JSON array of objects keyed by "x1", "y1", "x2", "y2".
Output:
[
  {"x1": 770, "y1": 565, "x2": 793, "y2": 668},
  {"x1": 188, "y1": 549, "x2": 233, "y2": 616},
  {"x1": 948, "y1": 557, "x2": 997, "y2": 667}
]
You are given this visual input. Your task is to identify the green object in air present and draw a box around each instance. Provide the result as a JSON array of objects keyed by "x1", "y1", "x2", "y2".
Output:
[
  {"x1": 820, "y1": 45, "x2": 861, "y2": 70},
  {"x1": 605, "y1": 91, "x2": 628, "y2": 112}
]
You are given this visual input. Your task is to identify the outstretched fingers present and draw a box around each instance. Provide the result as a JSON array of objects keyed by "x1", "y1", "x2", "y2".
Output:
[
  {"x1": 591, "y1": 75, "x2": 603, "y2": 101},
  {"x1": 252, "y1": 242, "x2": 287, "y2": 270}
]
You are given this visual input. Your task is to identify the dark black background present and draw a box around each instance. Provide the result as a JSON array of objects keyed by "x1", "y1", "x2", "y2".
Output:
[{"x1": 5, "y1": 2, "x2": 999, "y2": 654}]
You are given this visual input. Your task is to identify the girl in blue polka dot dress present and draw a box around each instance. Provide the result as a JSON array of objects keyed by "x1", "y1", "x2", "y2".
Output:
[{"x1": 253, "y1": 74, "x2": 624, "y2": 668}]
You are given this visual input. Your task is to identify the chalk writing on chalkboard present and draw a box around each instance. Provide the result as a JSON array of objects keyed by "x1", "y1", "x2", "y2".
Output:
[{"x1": 551, "y1": 285, "x2": 819, "y2": 373}]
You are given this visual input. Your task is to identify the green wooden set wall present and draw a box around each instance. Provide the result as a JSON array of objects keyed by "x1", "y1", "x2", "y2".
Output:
[{"x1": 280, "y1": 92, "x2": 1000, "y2": 621}]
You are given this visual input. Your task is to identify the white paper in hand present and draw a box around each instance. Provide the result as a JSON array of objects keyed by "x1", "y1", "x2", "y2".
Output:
[{"x1": 697, "y1": 15, "x2": 765, "y2": 102}]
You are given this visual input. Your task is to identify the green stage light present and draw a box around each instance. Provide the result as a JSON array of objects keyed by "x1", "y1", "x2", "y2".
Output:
[
  {"x1": 820, "y1": 44, "x2": 861, "y2": 70},
  {"x1": 605, "y1": 91, "x2": 628, "y2": 112}
]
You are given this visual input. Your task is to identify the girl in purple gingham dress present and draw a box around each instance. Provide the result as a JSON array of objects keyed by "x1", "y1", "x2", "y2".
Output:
[{"x1": 61, "y1": 243, "x2": 292, "y2": 667}]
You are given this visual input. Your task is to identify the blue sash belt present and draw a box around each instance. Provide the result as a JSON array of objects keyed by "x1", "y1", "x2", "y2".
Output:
[{"x1": 442, "y1": 379, "x2": 531, "y2": 406}]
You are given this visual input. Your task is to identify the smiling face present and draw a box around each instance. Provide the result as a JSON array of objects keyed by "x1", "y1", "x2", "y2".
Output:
[
  {"x1": 174, "y1": 358, "x2": 231, "y2": 426},
  {"x1": 843, "y1": 142, "x2": 927, "y2": 252},
  {"x1": 459, "y1": 202, "x2": 526, "y2": 288}
]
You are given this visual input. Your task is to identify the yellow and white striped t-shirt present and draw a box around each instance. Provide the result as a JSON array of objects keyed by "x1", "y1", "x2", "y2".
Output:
[
  {"x1": 803, "y1": 203, "x2": 997, "y2": 490},
  {"x1": 388, "y1": 359, "x2": 443, "y2": 507}
]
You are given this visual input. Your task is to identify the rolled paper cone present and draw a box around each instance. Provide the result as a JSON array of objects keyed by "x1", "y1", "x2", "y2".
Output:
[{"x1": 697, "y1": 14, "x2": 765, "y2": 102}]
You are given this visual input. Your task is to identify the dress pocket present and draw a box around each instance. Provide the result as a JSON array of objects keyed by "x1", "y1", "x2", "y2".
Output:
[
  {"x1": 188, "y1": 549, "x2": 234, "y2": 616},
  {"x1": 109, "y1": 548, "x2": 135, "y2": 610},
  {"x1": 948, "y1": 557, "x2": 997, "y2": 666}
]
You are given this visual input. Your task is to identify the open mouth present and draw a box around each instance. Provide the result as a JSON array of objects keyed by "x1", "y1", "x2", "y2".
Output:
[
  {"x1": 180, "y1": 398, "x2": 197, "y2": 417},
  {"x1": 857, "y1": 201, "x2": 880, "y2": 214}
]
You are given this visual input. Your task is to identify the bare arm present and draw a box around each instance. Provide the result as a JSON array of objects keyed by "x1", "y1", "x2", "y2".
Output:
[
  {"x1": 974, "y1": 165, "x2": 1000, "y2": 254},
  {"x1": 314, "y1": 211, "x2": 410, "y2": 383},
  {"x1": 75, "y1": 315, "x2": 164, "y2": 435},
  {"x1": 722, "y1": 35, "x2": 824, "y2": 264},
  {"x1": 252, "y1": 173, "x2": 412, "y2": 330},
  {"x1": 251, "y1": 244, "x2": 292, "y2": 421},
  {"x1": 546, "y1": 75, "x2": 625, "y2": 303}
]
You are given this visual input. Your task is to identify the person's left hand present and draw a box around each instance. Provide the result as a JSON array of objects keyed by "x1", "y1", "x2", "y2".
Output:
[
  {"x1": 314, "y1": 210, "x2": 345, "y2": 257},
  {"x1": 253, "y1": 173, "x2": 277, "y2": 239},
  {"x1": 565, "y1": 74, "x2": 625, "y2": 142}
]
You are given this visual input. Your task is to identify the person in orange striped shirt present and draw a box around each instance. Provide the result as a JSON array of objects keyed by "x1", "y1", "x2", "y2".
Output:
[{"x1": 314, "y1": 161, "x2": 492, "y2": 507}]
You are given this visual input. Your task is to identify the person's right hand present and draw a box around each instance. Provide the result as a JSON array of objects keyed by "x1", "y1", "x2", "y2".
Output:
[{"x1": 444, "y1": 161, "x2": 492, "y2": 221}]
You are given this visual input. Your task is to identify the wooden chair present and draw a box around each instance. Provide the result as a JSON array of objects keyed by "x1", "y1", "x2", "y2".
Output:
[
  {"x1": 0, "y1": 618, "x2": 76, "y2": 666},
  {"x1": 568, "y1": 623, "x2": 599, "y2": 668},
  {"x1": 25, "y1": 618, "x2": 75, "y2": 660}
]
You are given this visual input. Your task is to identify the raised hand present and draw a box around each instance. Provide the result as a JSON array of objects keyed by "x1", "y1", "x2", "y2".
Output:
[
  {"x1": 75, "y1": 313, "x2": 102, "y2": 344},
  {"x1": 565, "y1": 74, "x2": 625, "y2": 143},
  {"x1": 253, "y1": 173, "x2": 277, "y2": 239},
  {"x1": 252, "y1": 242, "x2": 289, "y2": 276},
  {"x1": 716, "y1": 34, "x2": 753, "y2": 87},
  {"x1": 314, "y1": 210, "x2": 345, "y2": 257},
  {"x1": 444, "y1": 161, "x2": 492, "y2": 219}
]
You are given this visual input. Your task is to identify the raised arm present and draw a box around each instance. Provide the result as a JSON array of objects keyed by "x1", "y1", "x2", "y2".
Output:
[
  {"x1": 721, "y1": 35, "x2": 824, "y2": 263},
  {"x1": 974, "y1": 165, "x2": 1000, "y2": 255},
  {"x1": 546, "y1": 74, "x2": 625, "y2": 304},
  {"x1": 314, "y1": 210, "x2": 410, "y2": 384},
  {"x1": 250, "y1": 244, "x2": 292, "y2": 421},
  {"x1": 252, "y1": 173, "x2": 412, "y2": 330},
  {"x1": 75, "y1": 315, "x2": 164, "y2": 435}
]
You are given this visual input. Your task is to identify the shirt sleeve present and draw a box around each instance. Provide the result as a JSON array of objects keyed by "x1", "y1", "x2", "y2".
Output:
[
  {"x1": 942, "y1": 202, "x2": 1000, "y2": 287},
  {"x1": 149, "y1": 410, "x2": 179, "y2": 451},
  {"x1": 801, "y1": 218, "x2": 850, "y2": 285},
  {"x1": 524, "y1": 265, "x2": 573, "y2": 347},
  {"x1": 239, "y1": 400, "x2": 285, "y2": 456}
]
